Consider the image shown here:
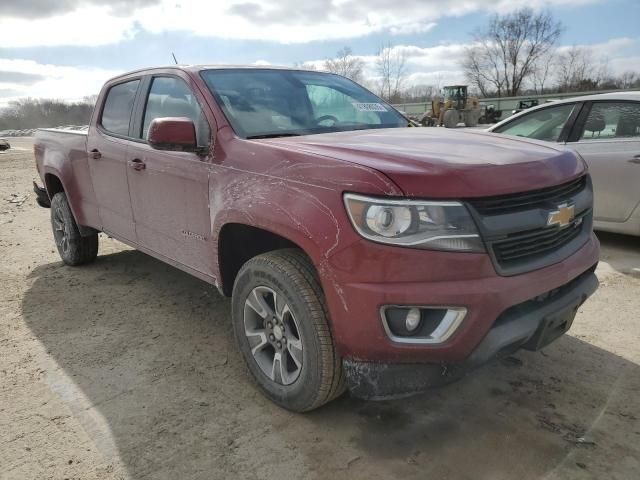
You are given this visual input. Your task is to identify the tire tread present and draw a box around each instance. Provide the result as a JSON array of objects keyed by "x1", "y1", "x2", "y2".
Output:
[{"x1": 50, "y1": 192, "x2": 98, "y2": 266}]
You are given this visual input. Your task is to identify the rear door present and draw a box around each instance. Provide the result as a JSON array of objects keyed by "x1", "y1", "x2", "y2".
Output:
[
  {"x1": 567, "y1": 101, "x2": 640, "y2": 222},
  {"x1": 126, "y1": 73, "x2": 216, "y2": 275},
  {"x1": 87, "y1": 78, "x2": 141, "y2": 242}
]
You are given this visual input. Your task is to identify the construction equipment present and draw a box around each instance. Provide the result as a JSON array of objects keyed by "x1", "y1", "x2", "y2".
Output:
[
  {"x1": 478, "y1": 104, "x2": 503, "y2": 124},
  {"x1": 512, "y1": 99, "x2": 539, "y2": 115},
  {"x1": 420, "y1": 85, "x2": 481, "y2": 128}
]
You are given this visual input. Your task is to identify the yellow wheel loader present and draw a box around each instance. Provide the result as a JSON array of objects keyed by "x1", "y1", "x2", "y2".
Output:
[{"x1": 420, "y1": 85, "x2": 481, "y2": 128}]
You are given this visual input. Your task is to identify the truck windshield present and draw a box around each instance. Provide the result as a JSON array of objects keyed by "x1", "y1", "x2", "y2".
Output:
[{"x1": 200, "y1": 69, "x2": 407, "y2": 138}]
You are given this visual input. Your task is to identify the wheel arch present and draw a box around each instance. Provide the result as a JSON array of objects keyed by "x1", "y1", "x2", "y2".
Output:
[
  {"x1": 217, "y1": 223, "x2": 314, "y2": 297},
  {"x1": 44, "y1": 171, "x2": 97, "y2": 238},
  {"x1": 44, "y1": 172, "x2": 65, "y2": 197}
]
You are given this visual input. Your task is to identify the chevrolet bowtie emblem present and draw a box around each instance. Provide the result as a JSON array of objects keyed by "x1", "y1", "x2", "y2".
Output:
[{"x1": 547, "y1": 204, "x2": 576, "y2": 227}]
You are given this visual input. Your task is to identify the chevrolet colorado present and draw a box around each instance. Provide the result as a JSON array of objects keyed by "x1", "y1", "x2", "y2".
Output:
[{"x1": 33, "y1": 66, "x2": 599, "y2": 411}]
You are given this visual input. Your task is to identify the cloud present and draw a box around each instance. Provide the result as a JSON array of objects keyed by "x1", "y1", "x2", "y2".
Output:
[
  {"x1": 0, "y1": 0, "x2": 158, "y2": 19},
  {"x1": 0, "y1": 58, "x2": 120, "y2": 105},
  {"x1": 389, "y1": 22, "x2": 438, "y2": 36},
  {"x1": 555, "y1": 37, "x2": 640, "y2": 75},
  {"x1": 0, "y1": 6, "x2": 139, "y2": 47},
  {"x1": 0, "y1": 88, "x2": 21, "y2": 98},
  {"x1": 137, "y1": 0, "x2": 600, "y2": 44},
  {"x1": 304, "y1": 36, "x2": 640, "y2": 90},
  {"x1": 0, "y1": 71, "x2": 45, "y2": 84},
  {"x1": 0, "y1": 0, "x2": 602, "y2": 47}
]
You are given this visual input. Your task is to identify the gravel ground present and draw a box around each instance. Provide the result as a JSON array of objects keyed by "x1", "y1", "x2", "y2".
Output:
[{"x1": 1, "y1": 137, "x2": 639, "y2": 480}]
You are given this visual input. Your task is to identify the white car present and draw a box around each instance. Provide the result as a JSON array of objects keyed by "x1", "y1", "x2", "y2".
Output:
[{"x1": 488, "y1": 92, "x2": 640, "y2": 236}]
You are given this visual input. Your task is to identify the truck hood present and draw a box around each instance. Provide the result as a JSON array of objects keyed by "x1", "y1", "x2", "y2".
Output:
[{"x1": 263, "y1": 128, "x2": 585, "y2": 198}]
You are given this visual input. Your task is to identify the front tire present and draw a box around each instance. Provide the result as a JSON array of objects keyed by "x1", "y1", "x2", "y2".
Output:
[
  {"x1": 231, "y1": 249, "x2": 345, "y2": 412},
  {"x1": 443, "y1": 109, "x2": 459, "y2": 128},
  {"x1": 50, "y1": 192, "x2": 98, "y2": 266}
]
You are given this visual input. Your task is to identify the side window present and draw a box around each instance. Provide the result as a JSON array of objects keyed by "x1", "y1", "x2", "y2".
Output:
[
  {"x1": 579, "y1": 102, "x2": 640, "y2": 140},
  {"x1": 142, "y1": 76, "x2": 211, "y2": 147},
  {"x1": 306, "y1": 85, "x2": 381, "y2": 125},
  {"x1": 494, "y1": 104, "x2": 575, "y2": 142},
  {"x1": 101, "y1": 80, "x2": 140, "y2": 136}
]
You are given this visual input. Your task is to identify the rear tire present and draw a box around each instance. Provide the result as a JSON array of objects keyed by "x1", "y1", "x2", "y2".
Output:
[
  {"x1": 464, "y1": 110, "x2": 480, "y2": 127},
  {"x1": 231, "y1": 249, "x2": 345, "y2": 412},
  {"x1": 50, "y1": 192, "x2": 98, "y2": 266}
]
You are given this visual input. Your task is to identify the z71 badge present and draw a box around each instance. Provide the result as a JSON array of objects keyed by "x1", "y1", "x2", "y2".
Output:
[{"x1": 181, "y1": 229, "x2": 206, "y2": 241}]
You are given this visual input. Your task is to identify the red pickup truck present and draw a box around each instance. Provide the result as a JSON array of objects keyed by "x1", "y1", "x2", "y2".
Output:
[{"x1": 33, "y1": 66, "x2": 599, "y2": 411}]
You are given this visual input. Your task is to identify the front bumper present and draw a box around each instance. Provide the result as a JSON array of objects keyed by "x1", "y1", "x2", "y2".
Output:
[
  {"x1": 324, "y1": 234, "x2": 600, "y2": 363},
  {"x1": 344, "y1": 267, "x2": 598, "y2": 399}
]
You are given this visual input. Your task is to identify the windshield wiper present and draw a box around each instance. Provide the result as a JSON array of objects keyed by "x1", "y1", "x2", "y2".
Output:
[{"x1": 246, "y1": 133, "x2": 302, "y2": 139}]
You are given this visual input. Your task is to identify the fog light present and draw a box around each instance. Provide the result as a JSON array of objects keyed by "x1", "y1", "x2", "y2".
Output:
[
  {"x1": 405, "y1": 308, "x2": 421, "y2": 332},
  {"x1": 381, "y1": 306, "x2": 467, "y2": 344}
]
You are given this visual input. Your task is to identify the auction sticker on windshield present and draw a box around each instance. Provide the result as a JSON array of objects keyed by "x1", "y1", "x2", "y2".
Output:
[{"x1": 352, "y1": 102, "x2": 387, "y2": 112}]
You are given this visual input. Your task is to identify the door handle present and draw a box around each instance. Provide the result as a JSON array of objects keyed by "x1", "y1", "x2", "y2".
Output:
[
  {"x1": 128, "y1": 158, "x2": 146, "y2": 171},
  {"x1": 89, "y1": 149, "x2": 102, "y2": 160},
  {"x1": 629, "y1": 155, "x2": 640, "y2": 164}
]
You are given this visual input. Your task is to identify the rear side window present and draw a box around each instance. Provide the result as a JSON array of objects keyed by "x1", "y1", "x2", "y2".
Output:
[
  {"x1": 101, "y1": 80, "x2": 140, "y2": 136},
  {"x1": 494, "y1": 104, "x2": 575, "y2": 142},
  {"x1": 142, "y1": 76, "x2": 210, "y2": 147},
  {"x1": 579, "y1": 102, "x2": 640, "y2": 140}
]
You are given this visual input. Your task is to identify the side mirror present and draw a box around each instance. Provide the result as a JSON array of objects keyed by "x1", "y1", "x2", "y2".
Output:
[{"x1": 147, "y1": 117, "x2": 198, "y2": 152}]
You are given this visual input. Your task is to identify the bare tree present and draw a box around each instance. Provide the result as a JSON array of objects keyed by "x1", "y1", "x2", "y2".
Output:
[
  {"x1": 617, "y1": 71, "x2": 639, "y2": 89},
  {"x1": 402, "y1": 84, "x2": 437, "y2": 103},
  {"x1": 323, "y1": 47, "x2": 364, "y2": 83},
  {"x1": 556, "y1": 46, "x2": 598, "y2": 92},
  {"x1": 0, "y1": 97, "x2": 96, "y2": 130},
  {"x1": 531, "y1": 51, "x2": 556, "y2": 94},
  {"x1": 293, "y1": 61, "x2": 318, "y2": 71},
  {"x1": 462, "y1": 8, "x2": 563, "y2": 97},
  {"x1": 376, "y1": 42, "x2": 408, "y2": 102},
  {"x1": 461, "y1": 47, "x2": 502, "y2": 97}
]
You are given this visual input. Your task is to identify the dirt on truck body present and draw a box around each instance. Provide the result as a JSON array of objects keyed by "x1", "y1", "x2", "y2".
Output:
[{"x1": 32, "y1": 65, "x2": 600, "y2": 412}]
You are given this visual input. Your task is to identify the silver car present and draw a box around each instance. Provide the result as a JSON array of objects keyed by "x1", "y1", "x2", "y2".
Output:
[{"x1": 488, "y1": 92, "x2": 640, "y2": 236}]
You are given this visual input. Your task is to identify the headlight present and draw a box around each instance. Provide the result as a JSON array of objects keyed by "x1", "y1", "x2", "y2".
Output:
[{"x1": 343, "y1": 193, "x2": 484, "y2": 252}]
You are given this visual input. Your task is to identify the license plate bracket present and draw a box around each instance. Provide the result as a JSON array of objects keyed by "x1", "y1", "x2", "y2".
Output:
[{"x1": 523, "y1": 302, "x2": 579, "y2": 351}]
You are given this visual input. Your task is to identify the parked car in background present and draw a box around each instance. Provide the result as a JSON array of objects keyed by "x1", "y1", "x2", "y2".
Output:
[
  {"x1": 488, "y1": 92, "x2": 640, "y2": 236},
  {"x1": 0, "y1": 138, "x2": 10, "y2": 151}
]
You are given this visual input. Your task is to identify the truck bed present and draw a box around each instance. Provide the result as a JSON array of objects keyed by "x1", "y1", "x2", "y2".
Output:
[{"x1": 34, "y1": 127, "x2": 98, "y2": 229}]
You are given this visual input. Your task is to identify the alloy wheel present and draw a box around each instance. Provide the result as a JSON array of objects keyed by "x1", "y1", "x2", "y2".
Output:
[
  {"x1": 52, "y1": 206, "x2": 69, "y2": 255},
  {"x1": 243, "y1": 286, "x2": 304, "y2": 385}
]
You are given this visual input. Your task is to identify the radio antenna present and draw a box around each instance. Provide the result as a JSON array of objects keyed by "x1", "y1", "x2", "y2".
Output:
[{"x1": 172, "y1": 52, "x2": 179, "y2": 65}]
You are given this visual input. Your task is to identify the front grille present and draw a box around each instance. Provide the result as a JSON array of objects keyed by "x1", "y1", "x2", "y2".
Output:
[
  {"x1": 466, "y1": 175, "x2": 593, "y2": 276},
  {"x1": 468, "y1": 176, "x2": 587, "y2": 216},
  {"x1": 492, "y1": 212, "x2": 587, "y2": 267}
]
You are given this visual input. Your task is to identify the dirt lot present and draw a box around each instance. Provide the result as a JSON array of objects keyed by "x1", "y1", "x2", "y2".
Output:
[{"x1": 1, "y1": 137, "x2": 639, "y2": 480}]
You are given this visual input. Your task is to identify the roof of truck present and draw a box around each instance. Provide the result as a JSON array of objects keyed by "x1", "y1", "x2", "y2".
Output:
[{"x1": 106, "y1": 64, "x2": 320, "y2": 83}]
